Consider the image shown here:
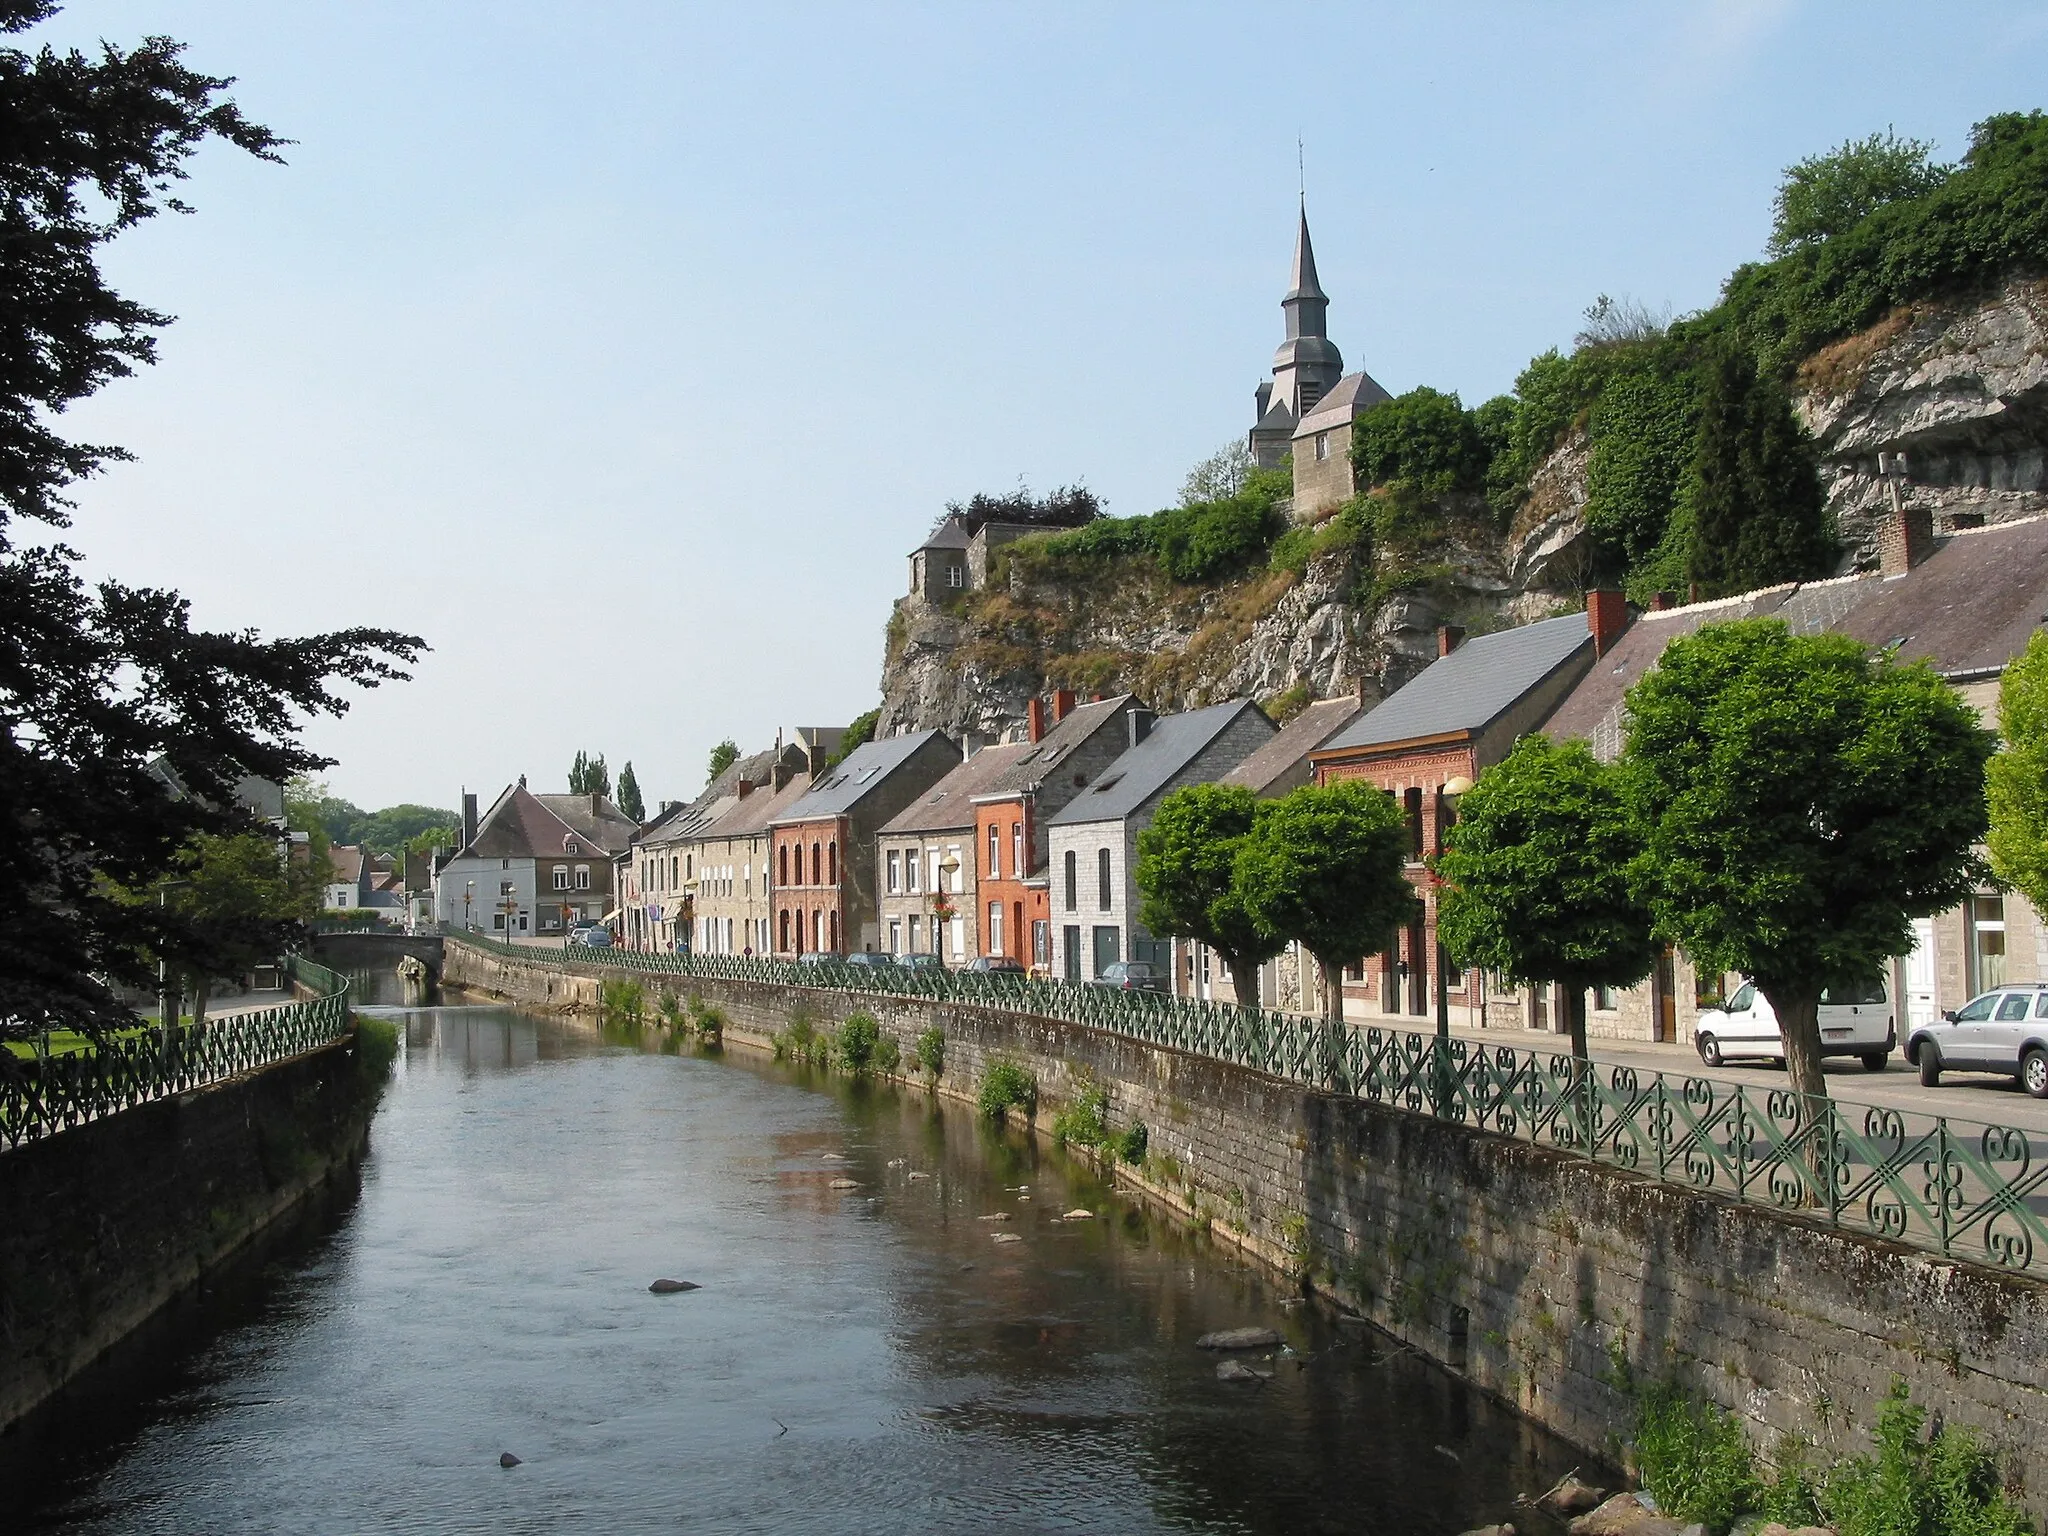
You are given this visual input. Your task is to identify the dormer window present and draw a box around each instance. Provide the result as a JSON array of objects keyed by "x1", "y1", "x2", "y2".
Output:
[{"x1": 565, "y1": 838, "x2": 580, "y2": 855}]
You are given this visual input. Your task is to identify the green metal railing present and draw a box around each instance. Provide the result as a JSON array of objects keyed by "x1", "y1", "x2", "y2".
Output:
[
  {"x1": 445, "y1": 933, "x2": 2048, "y2": 1276},
  {"x1": 0, "y1": 955, "x2": 355, "y2": 1150}
]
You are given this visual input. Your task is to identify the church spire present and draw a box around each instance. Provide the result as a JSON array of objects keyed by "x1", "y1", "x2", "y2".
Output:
[{"x1": 1287, "y1": 206, "x2": 1326, "y2": 305}]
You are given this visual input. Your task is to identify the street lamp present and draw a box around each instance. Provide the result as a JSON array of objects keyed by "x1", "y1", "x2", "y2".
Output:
[
  {"x1": 1432, "y1": 775, "x2": 1475, "y2": 1117},
  {"x1": 464, "y1": 880, "x2": 475, "y2": 933}
]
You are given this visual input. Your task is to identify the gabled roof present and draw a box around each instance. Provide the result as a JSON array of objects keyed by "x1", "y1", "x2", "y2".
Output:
[
  {"x1": 1319, "y1": 611, "x2": 1593, "y2": 754},
  {"x1": 972, "y1": 695, "x2": 1136, "y2": 800},
  {"x1": 327, "y1": 844, "x2": 365, "y2": 882},
  {"x1": 1220, "y1": 696, "x2": 1362, "y2": 793},
  {"x1": 1294, "y1": 371, "x2": 1393, "y2": 437},
  {"x1": 534, "y1": 793, "x2": 639, "y2": 854},
  {"x1": 1836, "y1": 516, "x2": 2048, "y2": 677},
  {"x1": 915, "y1": 515, "x2": 973, "y2": 553},
  {"x1": 1046, "y1": 699, "x2": 1272, "y2": 827},
  {"x1": 771, "y1": 729, "x2": 952, "y2": 824},
  {"x1": 703, "y1": 771, "x2": 814, "y2": 840},
  {"x1": 464, "y1": 785, "x2": 594, "y2": 861},
  {"x1": 879, "y1": 741, "x2": 1034, "y2": 835}
]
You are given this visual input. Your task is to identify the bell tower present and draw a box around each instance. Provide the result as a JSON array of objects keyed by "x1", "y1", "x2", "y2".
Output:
[{"x1": 1250, "y1": 207, "x2": 1344, "y2": 467}]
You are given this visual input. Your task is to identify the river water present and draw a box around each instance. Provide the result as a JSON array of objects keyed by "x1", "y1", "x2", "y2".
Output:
[{"x1": 10, "y1": 979, "x2": 1587, "y2": 1535}]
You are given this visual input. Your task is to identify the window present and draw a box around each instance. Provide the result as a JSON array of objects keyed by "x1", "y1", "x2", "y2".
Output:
[
  {"x1": 1064, "y1": 849, "x2": 1077, "y2": 911},
  {"x1": 743, "y1": 862, "x2": 751, "y2": 894},
  {"x1": 887, "y1": 850, "x2": 901, "y2": 893},
  {"x1": 1971, "y1": 895, "x2": 2007, "y2": 991},
  {"x1": 670, "y1": 856, "x2": 679, "y2": 889},
  {"x1": 500, "y1": 858, "x2": 510, "y2": 870},
  {"x1": 1727, "y1": 981, "x2": 1756, "y2": 1011},
  {"x1": 1033, "y1": 920, "x2": 1051, "y2": 968},
  {"x1": 1953, "y1": 993, "x2": 1997, "y2": 1021},
  {"x1": 1997, "y1": 992, "x2": 2031, "y2": 1021},
  {"x1": 1404, "y1": 787, "x2": 1425, "y2": 859},
  {"x1": 813, "y1": 911, "x2": 823, "y2": 951},
  {"x1": 905, "y1": 851, "x2": 919, "y2": 893},
  {"x1": 889, "y1": 920, "x2": 901, "y2": 955},
  {"x1": 1315, "y1": 430, "x2": 1330, "y2": 461},
  {"x1": 828, "y1": 840, "x2": 837, "y2": 885},
  {"x1": 565, "y1": 838, "x2": 580, "y2": 855},
  {"x1": 1098, "y1": 848, "x2": 1112, "y2": 911},
  {"x1": 779, "y1": 910, "x2": 790, "y2": 951},
  {"x1": 574, "y1": 866, "x2": 591, "y2": 890},
  {"x1": 811, "y1": 842, "x2": 821, "y2": 884},
  {"x1": 500, "y1": 881, "x2": 515, "y2": 896},
  {"x1": 552, "y1": 865, "x2": 569, "y2": 891},
  {"x1": 686, "y1": 853, "x2": 694, "y2": 881},
  {"x1": 1593, "y1": 983, "x2": 1616, "y2": 1011},
  {"x1": 988, "y1": 901, "x2": 1003, "y2": 956},
  {"x1": 2034, "y1": 993, "x2": 2048, "y2": 1019},
  {"x1": 988, "y1": 824, "x2": 1000, "y2": 879},
  {"x1": 1012, "y1": 822, "x2": 1024, "y2": 879},
  {"x1": 779, "y1": 846, "x2": 789, "y2": 885},
  {"x1": 493, "y1": 912, "x2": 506, "y2": 930},
  {"x1": 947, "y1": 562, "x2": 964, "y2": 589}
]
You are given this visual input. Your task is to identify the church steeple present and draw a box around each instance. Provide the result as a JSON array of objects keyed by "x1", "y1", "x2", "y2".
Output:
[{"x1": 1250, "y1": 205, "x2": 1344, "y2": 467}]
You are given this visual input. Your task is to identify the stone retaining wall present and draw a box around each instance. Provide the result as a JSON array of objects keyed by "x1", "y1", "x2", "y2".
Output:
[
  {"x1": 441, "y1": 944, "x2": 2048, "y2": 1514},
  {"x1": 0, "y1": 1031, "x2": 382, "y2": 1430}
]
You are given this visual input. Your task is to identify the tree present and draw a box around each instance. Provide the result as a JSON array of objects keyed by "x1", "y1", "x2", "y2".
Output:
[
  {"x1": 705, "y1": 739, "x2": 740, "y2": 785},
  {"x1": 1685, "y1": 339, "x2": 1832, "y2": 595},
  {"x1": 1135, "y1": 784, "x2": 1285, "y2": 1008},
  {"x1": 401, "y1": 824, "x2": 457, "y2": 861},
  {"x1": 822, "y1": 710, "x2": 878, "y2": 772},
  {"x1": 0, "y1": 8, "x2": 420, "y2": 1042},
  {"x1": 616, "y1": 760, "x2": 645, "y2": 821},
  {"x1": 1350, "y1": 385, "x2": 1490, "y2": 497},
  {"x1": 567, "y1": 750, "x2": 610, "y2": 798},
  {"x1": 1986, "y1": 632, "x2": 2048, "y2": 911},
  {"x1": 148, "y1": 830, "x2": 323, "y2": 1027},
  {"x1": 1436, "y1": 737, "x2": 1657, "y2": 1059},
  {"x1": 1769, "y1": 128, "x2": 1949, "y2": 255},
  {"x1": 1179, "y1": 440, "x2": 1253, "y2": 506},
  {"x1": 1622, "y1": 620, "x2": 1993, "y2": 1099},
  {"x1": 1233, "y1": 781, "x2": 1418, "y2": 1036}
]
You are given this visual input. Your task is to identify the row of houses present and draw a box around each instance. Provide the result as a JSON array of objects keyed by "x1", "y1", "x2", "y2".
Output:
[{"x1": 430, "y1": 498, "x2": 2048, "y2": 1048}]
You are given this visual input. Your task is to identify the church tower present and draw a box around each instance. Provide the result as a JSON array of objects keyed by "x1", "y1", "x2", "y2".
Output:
[{"x1": 1250, "y1": 208, "x2": 1345, "y2": 468}]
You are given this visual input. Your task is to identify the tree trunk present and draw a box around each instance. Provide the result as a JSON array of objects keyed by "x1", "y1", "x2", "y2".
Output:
[
  {"x1": 1564, "y1": 984, "x2": 1588, "y2": 1060},
  {"x1": 1762, "y1": 981, "x2": 1827, "y2": 1100},
  {"x1": 189, "y1": 971, "x2": 210, "y2": 1035},
  {"x1": 1226, "y1": 951, "x2": 1261, "y2": 1010},
  {"x1": 1320, "y1": 955, "x2": 1348, "y2": 1090}
]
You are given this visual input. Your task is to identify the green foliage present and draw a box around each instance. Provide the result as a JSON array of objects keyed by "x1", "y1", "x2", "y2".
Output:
[
  {"x1": 822, "y1": 710, "x2": 878, "y2": 772},
  {"x1": 616, "y1": 761, "x2": 645, "y2": 821},
  {"x1": 1633, "y1": 1378, "x2": 1778, "y2": 1530},
  {"x1": 913, "y1": 1026, "x2": 945, "y2": 1077},
  {"x1": 1136, "y1": 783, "x2": 1285, "y2": 1006},
  {"x1": 352, "y1": 1014, "x2": 400, "y2": 1091},
  {"x1": 599, "y1": 978, "x2": 644, "y2": 1026},
  {"x1": 1011, "y1": 466, "x2": 1292, "y2": 586},
  {"x1": 1113, "y1": 1121, "x2": 1148, "y2": 1164},
  {"x1": 977, "y1": 1058, "x2": 1037, "y2": 1122},
  {"x1": 401, "y1": 824, "x2": 458, "y2": 860},
  {"x1": 1436, "y1": 737, "x2": 1656, "y2": 1056},
  {"x1": 285, "y1": 783, "x2": 458, "y2": 860},
  {"x1": 1987, "y1": 632, "x2": 2048, "y2": 911},
  {"x1": 1623, "y1": 620, "x2": 1994, "y2": 1096},
  {"x1": 1685, "y1": 338, "x2": 1832, "y2": 594},
  {"x1": 568, "y1": 750, "x2": 611, "y2": 799},
  {"x1": 1051, "y1": 1084, "x2": 1110, "y2": 1148},
  {"x1": 773, "y1": 1014, "x2": 830, "y2": 1065},
  {"x1": 1233, "y1": 780, "x2": 1419, "y2": 1019},
  {"x1": 872, "y1": 1032, "x2": 900, "y2": 1072},
  {"x1": 1771, "y1": 129, "x2": 1952, "y2": 256},
  {"x1": 836, "y1": 1011, "x2": 881, "y2": 1074},
  {"x1": 687, "y1": 996, "x2": 726, "y2": 1044},
  {"x1": 1351, "y1": 385, "x2": 1490, "y2": 497},
  {"x1": 706, "y1": 739, "x2": 740, "y2": 785},
  {"x1": 1821, "y1": 1380, "x2": 2031, "y2": 1536},
  {"x1": 1582, "y1": 350, "x2": 1699, "y2": 566},
  {"x1": 1180, "y1": 439, "x2": 1254, "y2": 505}
]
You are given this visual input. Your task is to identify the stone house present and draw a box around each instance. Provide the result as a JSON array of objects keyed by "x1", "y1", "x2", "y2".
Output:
[
  {"x1": 1309, "y1": 606, "x2": 1612, "y2": 1024},
  {"x1": 432, "y1": 783, "x2": 636, "y2": 936},
  {"x1": 874, "y1": 739, "x2": 1032, "y2": 964},
  {"x1": 1045, "y1": 699, "x2": 1275, "y2": 983},
  {"x1": 772, "y1": 729, "x2": 960, "y2": 956},
  {"x1": 323, "y1": 844, "x2": 372, "y2": 911},
  {"x1": 971, "y1": 691, "x2": 1143, "y2": 975}
]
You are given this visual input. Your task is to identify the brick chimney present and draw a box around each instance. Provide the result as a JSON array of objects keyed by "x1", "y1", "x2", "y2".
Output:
[
  {"x1": 1027, "y1": 697, "x2": 1047, "y2": 743},
  {"x1": 1437, "y1": 624, "x2": 1464, "y2": 658},
  {"x1": 1052, "y1": 686, "x2": 1076, "y2": 723},
  {"x1": 1650, "y1": 591, "x2": 1676, "y2": 612},
  {"x1": 1879, "y1": 499, "x2": 1934, "y2": 576},
  {"x1": 735, "y1": 779, "x2": 754, "y2": 800},
  {"x1": 1585, "y1": 588, "x2": 1629, "y2": 658}
]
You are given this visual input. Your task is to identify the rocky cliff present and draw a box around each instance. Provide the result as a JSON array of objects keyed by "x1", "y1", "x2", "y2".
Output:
[{"x1": 877, "y1": 273, "x2": 2048, "y2": 744}]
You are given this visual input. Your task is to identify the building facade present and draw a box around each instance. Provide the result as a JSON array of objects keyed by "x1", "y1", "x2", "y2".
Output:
[
  {"x1": 432, "y1": 783, "x2": 636, "y2": 936},
  {"x1": 875, "y1": 740, "x2": 1032, "y2": 962}
]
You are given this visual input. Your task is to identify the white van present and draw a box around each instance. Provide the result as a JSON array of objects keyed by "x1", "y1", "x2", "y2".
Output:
[{"x1": 1693, "y1": 975, "x2": 1894, "y2": 1072}]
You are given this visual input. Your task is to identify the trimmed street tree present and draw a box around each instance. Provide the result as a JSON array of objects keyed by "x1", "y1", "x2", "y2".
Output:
[
  {"x1": 1233, "y1": 780, "x2": 1418, "y2": 1032},
  {"x1": 1135, "y1": 783, "x2": 1285, "y2": 1008},
  {"x1": 1435, "y1": 736, "x2": 1657, "y2": 1059},
  {"x1": 1622, "y1": 619, "x2": 1992, "y2": 1100},
  {"x1": 1986, "y1": 631, "x2": 2048, "y2": 912}
]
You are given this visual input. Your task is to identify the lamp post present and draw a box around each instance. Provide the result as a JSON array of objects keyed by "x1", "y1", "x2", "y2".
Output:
[
  {"x1": 464, "y1": 880, "x2": 474, "y2": 933},
  {"x1": 1433, "y1": 775, "x2": 1474, "y2": 1117}
]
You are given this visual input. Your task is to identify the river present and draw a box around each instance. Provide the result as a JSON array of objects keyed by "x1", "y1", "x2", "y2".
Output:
[{"x1": 9, "y1": 977, "x2": 1588, "y2": 1534}]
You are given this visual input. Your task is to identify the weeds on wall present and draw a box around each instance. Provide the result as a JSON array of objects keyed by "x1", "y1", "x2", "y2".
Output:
[
  {"x1": 977, "y1": 1059, "x2": 1036, "y2": 1123},
  {"x1": 912, "y1": 1027, "x2": 944, "y2": 1079},
  {"x1": 1050, "y1": 1084, "x2": 1110, "y2": 1149},
  {"x1": 600, "y1": 979, "x2": 645, "y2": 1027},
  {"x1": 772, "y1": 1014, "x2": 831, "y2": 1067},
  {"x1": 1113, "y1": 1121, "x2": 1147, "y2": 1164}
]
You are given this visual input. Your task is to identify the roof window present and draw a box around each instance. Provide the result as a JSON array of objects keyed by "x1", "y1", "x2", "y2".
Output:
[{"x1": 1091, "y1": 773, "x2": 1123, "y2": 793}]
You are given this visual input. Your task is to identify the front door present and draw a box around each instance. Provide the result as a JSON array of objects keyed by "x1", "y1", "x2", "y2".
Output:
[
  {"x1": 1904, "y1": 918, "x2": 1937, "y2": 1031},
  {"x1": 1093, "y1": 925, "x2": 1120, "y2": 979},
  {"x1": 1063, "y1": 924, "x2": 1082, "y2": 982},
  {"x1": 1654, "y1": 948, "x2": 1678, "y2": 1042}
]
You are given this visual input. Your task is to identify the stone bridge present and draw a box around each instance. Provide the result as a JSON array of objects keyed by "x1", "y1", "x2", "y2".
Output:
[{"x1": 312, "y1": 930, "x2": 445, "y2": 979}]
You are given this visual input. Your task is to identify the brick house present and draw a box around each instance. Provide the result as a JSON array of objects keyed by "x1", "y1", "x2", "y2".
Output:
[
  {"x1": 771, "y1": 729, "x2": 959, "y2": 956},
  {"x1": 1045, "y1": 699, "x2": 1275, "y2": 983},
  {"x1": 874, "y1": 738, "x2": 1032, "y2": 963},
  {"x1": 972, "y1": 691, "x2": 1142, "y2": 974},
  {"x1": 1309, "y1": 606, "x2": 1612, "y2": 1023}
]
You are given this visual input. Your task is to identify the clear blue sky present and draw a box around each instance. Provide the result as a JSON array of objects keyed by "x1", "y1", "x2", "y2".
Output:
[{"x1": 42, "y1": 1, "x2": 2048, "y2": 813}]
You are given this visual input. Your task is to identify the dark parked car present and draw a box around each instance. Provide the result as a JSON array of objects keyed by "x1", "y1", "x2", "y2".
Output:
[
  {"x1": 963, "y1": 956, "x2": 1026, "y2": 976},
  {"x1": 895, "y1": 953, "x2": 945, "y2": 972},
  {"x1": 1094, "y1": 960, "x2": 1166, "y2": 992},
  {"x1": 795, "y1": 951, "x2": 843, "y2": 968},
  {"x1": 844, "y1": 952, "x2": 895, "y2": 970}
]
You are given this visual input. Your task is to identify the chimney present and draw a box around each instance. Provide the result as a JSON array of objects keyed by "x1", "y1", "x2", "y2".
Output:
[
  {"x1": 590, "y1": 792, "x2": 600, "y2": 817},
  {"x1": 1879, "y1": 500, "x2": 1934, "y2": 575},
  {"x1": 962, "y1": 732, "x2": 978, "y2": 763},
  {"x1": 1089, "y1": 692, "x2": 1103, "y2": 703},
  {"x1": 461, "y1": 791, "x2": 478, "y2": 849},
  {"x1": 1686, "y1": 582, "x2": 1702, "y2": 604},
  {"x1": 773, "y1": 761, "x2": 794, "y2": 791},
  {"x1": 1437, "y1": 624, "x2": 1464, "y2": 658},
  {"x1": 1650, "y1": 591, "x2": 1676, "y2": 612},
  {"x1": 1585, "y1": 588, "x2": 1629, "y2": 658},
  {"x1": 1127, "y1": 708, "x2": 1156, "y2": 749},
  {"x1": 735, "y1": 779, "x2": 754, "y2": 800},
  {"x1": 1027, "y1": 697, "x2": 1047, "y2": 743},
  {"x1": 1052, "y1": 686, "x2": 1076, "y2": 723}
]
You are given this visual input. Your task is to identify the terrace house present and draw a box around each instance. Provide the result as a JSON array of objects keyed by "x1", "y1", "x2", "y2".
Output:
[{"x1": 874, "y1": 739, "x2": 1032, "y2": 964}]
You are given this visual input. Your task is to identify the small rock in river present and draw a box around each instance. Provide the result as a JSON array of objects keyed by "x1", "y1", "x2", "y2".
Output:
[
  {"x1": 829, "y1": 1178, "x2": 860, "y2": 1190},
  {"x1": 1566, "y1": 1493, "x2": 1685, "y2": 1535},
  {"x1": 991, "y1": 1232, "x2": 1023, "y2": 1244},
  {"x1": 1536, "y1": 1474, "x2": 1607, "y2": 1518},
  {"x1": 1434, "y1": 1443, "x2": 1461, "y2": 1462},
  {"x1": 1195, "y1": 1327, "x2": 1283, "y2": 1350},
  {"x1": 1062, "y1": 1209, "x2": 1093, "y2": 1220},
  {"x1": 907, "y1": 1171, "x2": 931, "y2": 1180},
  {"x1": 820, "y1": 1152, "x2": 847, "y2": 1160},
  {"x1": 499, "y1": 1452, "x2": 522, "y2": 1468},
  {"x1": 1215, "y1": 1359, "x2": 1272, "y2": 1382},
  {"x1": 648, "y1": 1278, "x2": 700, "y2": 1294},
  {"x1": 887, "y1": 1158, "x2": 907, "y2": 1167},
  {"x1": 976, "y1": 1212, "x2": 1012, "y2": 1221}
]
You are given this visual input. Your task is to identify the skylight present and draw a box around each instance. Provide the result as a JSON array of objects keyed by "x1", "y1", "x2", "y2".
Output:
[{"x1": 1091, "y1": 773, "x2": 1123, "y2": 793}]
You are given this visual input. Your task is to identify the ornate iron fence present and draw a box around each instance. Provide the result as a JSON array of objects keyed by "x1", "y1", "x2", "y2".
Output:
[
  {"x1": 445, "y1": 934, "x2": 2048, "y2": 1275},
  {"x1": 0, "y1": 955, "x2": 355, "y2": 1151}
]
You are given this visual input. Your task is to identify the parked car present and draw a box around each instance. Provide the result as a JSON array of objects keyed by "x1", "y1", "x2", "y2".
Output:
[
  {"x1": 963, "y1": 956, "x2": 1026, "y2": 976},
  {"x1": 568, "y1": 925, "x2": 611, "y2": 948},
  {"x1": 895, "y1": 953, "x2": 945, "y2": 972},
  {"x1": 844, "y1": 951, "x2": 895, "y2": 970},
  {"x1": 1692, "y1": 975, "x2": 1893, "y2": 1071},
  {"x1": 1093, "y1": 960, "x2": 1168, "y2": 993},
  {"x1": 795, "y1": 951, "x2": 844, "y2": 968},
  {"x1": 1906, "y1": 983, "x2": 2048, "y2": 1097}
]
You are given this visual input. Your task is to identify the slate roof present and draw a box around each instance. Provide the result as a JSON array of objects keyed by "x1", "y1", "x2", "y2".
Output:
[
  {"x1": 916, "y1": 515, "x2": 973, "y2": 553},
  {"x1": 772, "y1": 729, "x2": 951, "y2": 824},
  {"x1": 1320, "y1": 612, "x2": 1593, "y2": 753},
  {"x1": 465, "y1": 786, "x2": 581, "y2": 860},
  {"x1": 878, "y1": 742, "x2": 1033, "y2": 836},
  {"x1": 534, "y1": 793, "x2": 639, "y2": 854},
  {"x1": 327, "y1": 844, "x2": 365, "y2": 883},
  {"x1": 1294, "y1": 371, "x2": 1393, "y2": 437},
  {"x1": 1220, "y1": 696, "x2": 1362, "y2": 793},
  {"x1": 971, "y1": 696, "x2": 1135, "y2": 800},
  {"x1": 1836, "y1": 516, "x2": 2048, "y2": 677},
  {"x1": 1046, "y1": 699, "x2": 1270, "y2": 827}
]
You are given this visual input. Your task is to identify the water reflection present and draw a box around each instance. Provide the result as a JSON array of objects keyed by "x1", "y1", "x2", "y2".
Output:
[{"x1": 11, "y1": 976, "x2": 1590, "y2": 1535}]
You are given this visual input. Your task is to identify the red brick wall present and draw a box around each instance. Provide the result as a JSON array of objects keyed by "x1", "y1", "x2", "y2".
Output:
[
  {"x1": 772, "y1": 815, "x2": 849, "y2": 955},
  {"x1": 974, "y1": 796, "x2": 1034, "y2": 963}
]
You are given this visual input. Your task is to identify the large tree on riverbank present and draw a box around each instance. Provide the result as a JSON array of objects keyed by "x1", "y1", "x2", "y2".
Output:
[
  {"x1": 1621, "y1": 620, "x2": 1990, "y2": 1099},
  {"x1": 1135, "y1": 783, "x2": 1285, "y2": 1008},
  {"x1": 0, "y1": 3, "x2": 420, "y2": 1041}
]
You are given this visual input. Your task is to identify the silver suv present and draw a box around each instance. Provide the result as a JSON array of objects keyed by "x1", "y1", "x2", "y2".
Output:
[{"x1": 1905, "y1": 984, "x2": 2048, "y2": 1097}]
